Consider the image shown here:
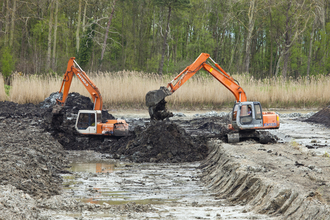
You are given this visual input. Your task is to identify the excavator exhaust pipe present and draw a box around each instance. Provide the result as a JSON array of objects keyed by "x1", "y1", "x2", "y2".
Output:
[{"x1": 145, "y1": 86, "x2": 172, "y2": 107}]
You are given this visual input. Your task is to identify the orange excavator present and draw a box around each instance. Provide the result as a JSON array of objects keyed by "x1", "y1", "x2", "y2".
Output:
[
  {"x1": 55, "y1": 57, "x2": 129, "y2": 136},
  {"x1": 146, "y1": 53, "x2": 280, "y2": 142}
]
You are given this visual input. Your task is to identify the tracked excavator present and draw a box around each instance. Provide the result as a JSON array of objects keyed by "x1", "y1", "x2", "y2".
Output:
[
  {"x1": 146, "y1": 53, "x2": 280, "y2": 142},
  {"x1": 55, "y1": 57, "x2": 129, "y2": 136}
]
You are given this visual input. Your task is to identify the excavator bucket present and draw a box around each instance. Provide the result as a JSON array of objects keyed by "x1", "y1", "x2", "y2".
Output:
[
  {"x1": 145, "y1": 86, "x2": 172, "y2": 107},
  {"x1": 145, "y1": 87, "x2": 173, "y2": 120}
]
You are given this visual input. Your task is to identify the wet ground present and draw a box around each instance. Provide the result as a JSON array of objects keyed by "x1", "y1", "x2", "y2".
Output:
[
  {"x1": 1, "y1": 93, "x2": 330, "y2": 219},
  {"x1": 56, "y1": 151, "x2": 274, "y2": 220}
]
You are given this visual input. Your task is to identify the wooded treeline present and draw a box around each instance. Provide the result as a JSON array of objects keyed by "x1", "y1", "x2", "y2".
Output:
[{"x1": 0, "y1": 0, "x2": 330, "y2": 79}]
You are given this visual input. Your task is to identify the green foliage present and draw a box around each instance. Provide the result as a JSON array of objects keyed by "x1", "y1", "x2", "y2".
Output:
[
  {"x1": 3, "y1": 0, "x2": 330, "y2": 78},
  {"x1": 1, "y1": 47, "x2": 15, "y2": 82},
  {"x1": 4, "y1": 84, "x2": 11, "y2": 96},
  {"x1": 76, "y1": 21, "x2": 96, "y2": 69},
  {"x1": 153, "y1": 0, "x2": 191, "y2": 8}
]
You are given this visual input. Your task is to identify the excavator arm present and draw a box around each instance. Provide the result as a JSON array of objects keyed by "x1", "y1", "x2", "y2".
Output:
[
  {"x1": 167, "y1": 53, "x2": 247, "y2": 102},
  {"x1": 57, "y1": 57, "x2": 103, "y2": 110},
  {"x1": 146, "y1": 53, "x2": 247, "y2": 109}
]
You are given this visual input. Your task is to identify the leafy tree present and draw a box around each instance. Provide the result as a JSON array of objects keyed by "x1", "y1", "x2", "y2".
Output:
[
  {"x1": 153, "y1": 0, "x2": 191, "y2": 75},
  {"x1": 0, "y1": 47, "x2": 15, "y2": 84},
  {"x1": 76, "y1": 21, "x2": 96, "y2": 69}
]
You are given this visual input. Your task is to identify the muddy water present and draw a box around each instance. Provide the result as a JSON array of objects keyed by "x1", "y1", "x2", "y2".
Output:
[
  {"x1": 271, "y1": 118, "x2": 330, "y2": 156},
  {"x1": 59, "y1": 156, "x2": 274, "y2": 219}
]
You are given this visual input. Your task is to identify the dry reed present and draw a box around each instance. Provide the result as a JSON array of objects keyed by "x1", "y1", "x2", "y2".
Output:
[
  {"x1": 0, "y1": 75, "x2": 6, "y2": 101},
  {"x1": 6, "y1": 72, "x2": 330, "y2": 109}
]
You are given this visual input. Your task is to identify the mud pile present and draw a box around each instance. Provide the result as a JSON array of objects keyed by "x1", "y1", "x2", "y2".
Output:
[
  {"x1": 0, "y1": 103, "x2": 67, "y2": 199},
  {"x1": 0, "y1": 101, "x2": 46, "y2": 118},
  {"x1": 305, "y1": 105, "x2": 330, "y2": 127},
  {"x1": 42, "y1": 92, "x2": 217, "y2": 163},
  {"x1": 104, "y1": 121, "x2": 210, "y2": 163},
  {"x1": 42, "y1": 92, "x2": 276, "y2": 162}
]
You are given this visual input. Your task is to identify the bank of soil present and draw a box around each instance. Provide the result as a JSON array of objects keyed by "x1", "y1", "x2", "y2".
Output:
[
  {"x1": 1, "y1": 92, "x2": 330, "y2": 219},
  {"x1": 201, "y1": 140, "x2": 330, "y2": 219},
  {"x1": 305, "y1": 105, "x2": 330, "y2": 127}
]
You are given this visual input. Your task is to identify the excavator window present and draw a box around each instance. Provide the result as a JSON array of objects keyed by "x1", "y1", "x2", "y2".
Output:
[
  {"x1": 254, "y1": 104, "x2": 262, "y2": 120},
  {"x1": 240, "y1": 104, "x2": 253, "y2": 124},
  {"x1": 97, "y1": 113, "x2": 102, "y2": 123},
  {"x1": 77, "y1": 113, "x2": 96, "y2": 129}
]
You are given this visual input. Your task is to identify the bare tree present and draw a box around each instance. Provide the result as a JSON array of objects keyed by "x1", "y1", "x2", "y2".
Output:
[
  {"x1": 100, "y1": 0, "x2": 117, "y2": 69},
  {"x1": 52, "y1": 0, "x2": 59, "y2": 70},
  {"x1": 307, "y1": 0, "x2": 325, "y2": 77},
  {"x1": 76, "y1": 0, "x2": 82, "y2": 53},
  {"x1": 280, "y1": 0, "x2": 311, "y2": 79},
  {"x1": 244, "y1": 0, "x2": 257, "y2": 73},
  {"x1": 46, "y1": 0, "x2": 54, "y2": 71}
]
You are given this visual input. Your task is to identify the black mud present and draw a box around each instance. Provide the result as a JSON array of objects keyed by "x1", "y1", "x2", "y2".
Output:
[
  {"x1": 149, "y1": 98, "x2": 174, "y2": 120},
  {"x1": 305, "y1": 105, "x2": 330, "y2": 127},
  {"x1": 0, "y1": 101, "x2": 67, "y2": 199},
  {"x1": 102, "y1": 121, "x2": 210, "y2": 163}
]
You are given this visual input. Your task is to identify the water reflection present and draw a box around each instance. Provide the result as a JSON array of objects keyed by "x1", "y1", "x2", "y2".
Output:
[{"x1": 69, "y1": 163, "x2": 115, "y2": 173}]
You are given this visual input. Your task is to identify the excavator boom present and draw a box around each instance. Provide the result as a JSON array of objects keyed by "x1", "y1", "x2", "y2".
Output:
[
  {"x1": 57, "y1": 57, "x2": 103, "y2": 110},
  {"x1": 146, "y1": 53, "x2": 247, "y2": 109}
]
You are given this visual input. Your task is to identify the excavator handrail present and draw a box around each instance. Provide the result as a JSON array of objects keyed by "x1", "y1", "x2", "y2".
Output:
[
  {"x1": 167, "y1": 53, "x2": 247, "y2": 102},
  {"x1": 57, "y1": 57, "x2": 103, "y2": 110}
]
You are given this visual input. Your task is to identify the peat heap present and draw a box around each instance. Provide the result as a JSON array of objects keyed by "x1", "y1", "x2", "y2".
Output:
[
  {"x1": 104, "y1": 121, "x2": 209, "y2": 163},
  {"x1": 304, "y1": 105, "x2": 330, "y2": 127},
  {"x1": 0, "y1": 100, "x2": 67, "y2": 199},
  {"x1": 43, "y1": 92, "x2": 116, "y2": 150}
]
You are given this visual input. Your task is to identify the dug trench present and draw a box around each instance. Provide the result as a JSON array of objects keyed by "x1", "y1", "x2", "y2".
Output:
[{"x1": 0, "y1": 92, "x2": 330, "y2": 219}]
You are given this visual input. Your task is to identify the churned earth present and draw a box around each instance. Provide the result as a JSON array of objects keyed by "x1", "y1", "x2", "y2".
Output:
[{"x1": 0, "y1": 93, "x2": 330, "y2": 219}]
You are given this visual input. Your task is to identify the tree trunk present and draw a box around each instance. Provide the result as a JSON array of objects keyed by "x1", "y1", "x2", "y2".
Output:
[
  {"x1": 76, "y1": 0, "x2": 82, "y2": 53},
  {"x1": 46, "y1": 0, "x2": 54, "y2": 71},
  {"x1": 0, "y1": 1, "x2": 5, "y2": 38},
  {"x1": 282, "y1": 2, "x2": 292, "y2": 79},
  {"x1": 158, "y1": 5, "x2": 171, "y2": 76},
  {"x1": 244, "y1": 0, "x2": 256, "y2": 73},
  {"x1": 269, "y1": 3, "x2": 273, "y2": 77},
  {"x1": 52, "y1": 0, "x2": 59, "y2": 70},
  {"x1": 100, "y1": 0, "x2": 117, "y2": 69},
  {"x1": 275, "y1": 48, "x2": 282, "y2": 78},
  {"x1": 9, "y1": 0, "x2": 17, "y2": 47},
  {"x1": 82, "y1": 0, "x2": 87, "y2": 32},
  {"x1": 307, "y1": 20, "x2": 315, "y2": 78},
  {"x1": 4, "y1": 0, "x2": 9, "y2": 44}
]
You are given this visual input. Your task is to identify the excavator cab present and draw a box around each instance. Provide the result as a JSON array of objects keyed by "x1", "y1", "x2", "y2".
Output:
[
  {"x1": 75, "y1": 109, "x2": 129, "y2": 136},
  {"x1": 75, "y1": 110, "x2": 100, "y2": 134},
  {"x1": 230, "y1": 102, "x2": 263, "y2": 130}
]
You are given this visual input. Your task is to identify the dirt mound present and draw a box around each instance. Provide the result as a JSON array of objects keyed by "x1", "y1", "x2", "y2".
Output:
[
  {"x1": 0, "y1": 101, "x2": 46, "y2": 118},
  {"x1": 0, "y1": 106, "x2": 67, "y2": 199},
  {"x1": 109, "y1": 121, "x2": 209, "y2": 163},
  {"x1": 304, "y1": 105, "x2": 330, "y2": 127}
]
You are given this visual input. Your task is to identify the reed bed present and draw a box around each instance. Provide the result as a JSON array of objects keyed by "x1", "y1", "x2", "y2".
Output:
[
  {"x1": 0, "y1": 76, "x2": 6, "y2": 101},
  {"x1": 6, "y1": 72, "x2": 330, "y2": 109}
]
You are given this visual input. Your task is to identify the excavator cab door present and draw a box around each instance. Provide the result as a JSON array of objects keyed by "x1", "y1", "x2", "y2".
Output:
[
  {"x1": 232, "y1": 102, "x2": 263, "y2": 130},
  {"x1": 75, "y1": 110, "x2": 97, "y2": 134}
]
